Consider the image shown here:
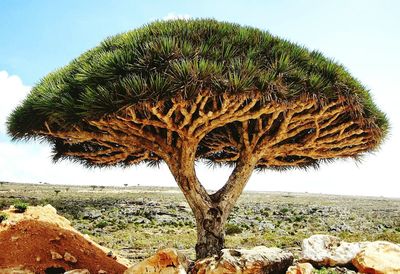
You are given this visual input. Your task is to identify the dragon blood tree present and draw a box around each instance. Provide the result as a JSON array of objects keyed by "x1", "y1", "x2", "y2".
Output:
[{"x1": 7, "y1": 20, "x2": 388, "y2": 259}]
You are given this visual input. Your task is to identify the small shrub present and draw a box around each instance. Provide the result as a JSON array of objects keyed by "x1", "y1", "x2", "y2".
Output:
[
  {"x1": 143, "y1": 211, "x2": 153, "y2": 220},
  {"x1": 0, "y1": 212, "x2": 8, "y2": 223},
  {"x1": 225, "y1": 223, "x2": 242, "y2": 235},
  {"x1": 95, "y1": 220, "x2": 109, "y2": 228},
  {"x1": 280, "y1": 207, "x2": 289, "y2": 214},
  {"x1": 14, "y1": 201, "x2": 28, "y2": 213},
  {"x1": 293, "y1": 215, "x2": 305, "y2": 222}
]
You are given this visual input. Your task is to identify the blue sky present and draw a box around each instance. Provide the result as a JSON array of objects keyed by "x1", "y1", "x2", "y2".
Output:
[
  {"x1": 2, "y1": 0, "x2": 399, "y2": 85},
  {"x1": 1, "y1": 1, "x2": 399, "y2": 197}
]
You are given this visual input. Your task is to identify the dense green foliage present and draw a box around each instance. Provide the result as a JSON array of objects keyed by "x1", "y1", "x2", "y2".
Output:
[
  {"x1": 7, "y1": 19, "x2": 388, "y2": 141},
  {"x1": 13, "y1": 201, "x2": 28, "y2": 213}
]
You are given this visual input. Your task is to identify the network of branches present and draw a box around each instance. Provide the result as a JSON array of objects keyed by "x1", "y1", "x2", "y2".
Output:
[{"x1": 33, "y1": 90, "x2": 381, "y2": 171}]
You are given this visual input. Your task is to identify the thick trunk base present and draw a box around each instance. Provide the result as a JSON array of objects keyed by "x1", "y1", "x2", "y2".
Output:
[
  {"x1": 195, "y1": 231, "x2": 224, "y2": 259},
  {"x1": 195, "y1": 207, "x2": 226, "y2": 259}
]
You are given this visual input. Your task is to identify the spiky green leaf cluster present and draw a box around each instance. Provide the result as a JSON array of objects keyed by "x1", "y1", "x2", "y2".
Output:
[{"x1": 7, "y1": 19, "x2": 388, "y2": 140}]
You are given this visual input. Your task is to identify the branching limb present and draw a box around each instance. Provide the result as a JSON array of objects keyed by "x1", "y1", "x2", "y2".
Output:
[{"x1": 210, "y1": 152, "x2": 257, "y2": 219}]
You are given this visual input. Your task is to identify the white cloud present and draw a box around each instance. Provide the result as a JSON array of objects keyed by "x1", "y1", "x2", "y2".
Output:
[
  {"x1": 0, "y1": 71, "x2": 31, "y2": 134},
  {"x1": 162, "y1": 12, "x2": 191, "y2": 21}
]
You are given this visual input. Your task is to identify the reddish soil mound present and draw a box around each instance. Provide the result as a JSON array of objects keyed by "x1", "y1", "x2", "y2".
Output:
[{"x1": 0, "y1": 205, "x2": 128, "y2": 273}]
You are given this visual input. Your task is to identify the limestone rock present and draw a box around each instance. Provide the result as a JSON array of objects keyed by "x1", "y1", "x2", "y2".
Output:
[
  {"x1": 124, "y1": 248, "x2": 189, "y2": 274},
  {"x1": 0, "y1": 267, "x2": 34, "y2": 274},
  {"x1": 286, "y1": 263, "x2": 314, "y2": 274},
  {"x1": 300, "y1": 234, "x2": 364, "y2": 266},
  {"x1": 64, "y1": 252, "x2": 78, "y2": 263},
  {"x1": 0, "y1": 205, "x2": 128, "y2": 273},
  {"x1": 50, "y1": 250, "x2": 63, "y2": 260},
  {"x1": 82, "y1": 210, "x2": 102, "y2": 220},
  {"x1": 191, "y1": 246, "x2": 293, "y2": 274},
  {"x1": 352, "y1": 241, "x2": 400, "y2": 274},
  {"x1": 65, "y1": 270, "x2": 91, "y2": 274}
]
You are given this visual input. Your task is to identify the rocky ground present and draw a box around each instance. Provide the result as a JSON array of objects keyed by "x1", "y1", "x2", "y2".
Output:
[{"x1": 1, "y1": 182, "x2": 399, "y2": 267}]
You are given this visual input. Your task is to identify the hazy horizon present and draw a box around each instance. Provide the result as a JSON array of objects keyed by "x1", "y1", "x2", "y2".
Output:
[{"x1": 3, "y1": 180, "x2": 400, "y2": 200}]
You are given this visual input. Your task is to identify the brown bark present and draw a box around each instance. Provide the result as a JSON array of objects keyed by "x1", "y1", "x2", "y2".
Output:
[
  {"x1": 212, "y1": 154, "x2": 257, "y2": 219},
  {"x1": 194, "y1": 155, "x2": 257, "y2": 259},
  {"x1": 168, "y1": 141, "x2": 256, "y2": 259},
  {"x1": 195, "y1": 205, "x2": 225, "y2": 259},
  {"x1": 168, "y1": 141, "x2": 223, "y2": 259}
]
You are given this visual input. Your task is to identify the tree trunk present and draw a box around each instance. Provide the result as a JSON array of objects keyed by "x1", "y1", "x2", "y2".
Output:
[
  {"x1": 168, "y1": 143, "x2": 256, "y2": 259},
  {"x1": 194, "y1": 205, "x2": 226, "y2": 259}
]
